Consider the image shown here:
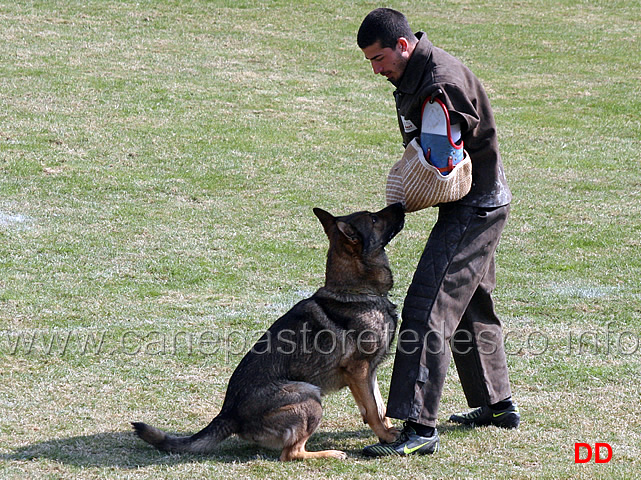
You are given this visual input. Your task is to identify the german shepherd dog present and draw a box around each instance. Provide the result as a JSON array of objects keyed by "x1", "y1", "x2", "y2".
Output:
[{"x1": 132, "y1": 203, "x2": 405, "y2": 460}]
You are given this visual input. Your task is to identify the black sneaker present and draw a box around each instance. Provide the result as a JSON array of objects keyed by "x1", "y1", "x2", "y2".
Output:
[
  {"x1": 449, "y1": 403, "x2": 520, "y2": 429},
  {"x1": 363, "y1": 424, "x2": 439, "y2": 457}
]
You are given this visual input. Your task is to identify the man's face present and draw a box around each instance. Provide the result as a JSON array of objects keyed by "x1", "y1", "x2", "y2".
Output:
[{"x1": 361, "y1": 39, "x2": 410, "y2": 84}]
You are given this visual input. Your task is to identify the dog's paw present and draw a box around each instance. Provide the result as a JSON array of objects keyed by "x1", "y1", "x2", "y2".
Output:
[
  {"x1": 378, "y1": 426, "x2": 401, "y2": 444},
  {"x1": 326, "y1": 449, "x2": 349, "y2": 460}
]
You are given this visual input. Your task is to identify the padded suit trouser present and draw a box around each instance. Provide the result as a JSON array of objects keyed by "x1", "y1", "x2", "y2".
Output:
[{"x1": 386, "y1": 204, "x2": 512, "y2": 428}]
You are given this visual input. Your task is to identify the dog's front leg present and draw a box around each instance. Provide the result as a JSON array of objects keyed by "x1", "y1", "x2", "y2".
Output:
[
  {"x1": 346, "y1": 364, "x2": 400, "y2": 443},
  {"x1": 371, "y1": 374, "x2": 395, "y2": 431}
]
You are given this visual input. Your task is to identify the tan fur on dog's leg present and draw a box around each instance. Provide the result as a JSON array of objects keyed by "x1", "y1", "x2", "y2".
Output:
[
  {"x1": 346, "y1": 363, "x2": 400, "y2": 443},
  {"x1": 280, "y1": 441, "x2": 348, "y2": 461},
  {"x1": 372, "y1": 375, "x2": 395, "y2": 430}
]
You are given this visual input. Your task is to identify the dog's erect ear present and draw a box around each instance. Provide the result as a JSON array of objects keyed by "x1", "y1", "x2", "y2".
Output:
[
  {"x1": 336, "y1": 221, "x2": 359, "y2": 245},
  {"x1": 313, "y1": 208, "x2": 335, "y2": 237},
  {"x1": 314, "y1": 208, "x2": 359, "y2": 245}
]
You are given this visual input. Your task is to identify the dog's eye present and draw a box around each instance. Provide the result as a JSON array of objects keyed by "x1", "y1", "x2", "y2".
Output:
[{"x1": 371, "y1": 216, "x2": 377, "y2": 224}]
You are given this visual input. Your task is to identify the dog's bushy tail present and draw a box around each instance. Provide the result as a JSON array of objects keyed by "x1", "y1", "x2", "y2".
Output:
[{"x1": 132, "y1": 415, "x2": 237, "y2": 454}]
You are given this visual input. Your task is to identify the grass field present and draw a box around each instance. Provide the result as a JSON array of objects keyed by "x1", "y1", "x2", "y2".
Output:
[{"x1": 1, "y1": 0, "x2": 640, "y2": 478}]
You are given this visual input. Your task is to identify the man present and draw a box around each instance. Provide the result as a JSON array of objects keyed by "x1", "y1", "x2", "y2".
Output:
[{"x1": 357, "y1": 8, "x2": 519, "y2": 457}]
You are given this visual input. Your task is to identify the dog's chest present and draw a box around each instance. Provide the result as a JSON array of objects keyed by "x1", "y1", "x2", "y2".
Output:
[
  {"x1": 328, "y1": 300, "x2": 398, "y2": 355},
  {"x1": 350, "y1": 307, "x2": 395, "y2": 335}
]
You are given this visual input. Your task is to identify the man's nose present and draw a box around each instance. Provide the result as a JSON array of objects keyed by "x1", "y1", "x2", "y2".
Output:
[{"x1": 371, "y1": 62, "x2": 383, "y2": 74}]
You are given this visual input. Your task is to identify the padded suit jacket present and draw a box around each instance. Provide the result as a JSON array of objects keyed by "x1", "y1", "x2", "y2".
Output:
[{"x1": 393, "y1": 32, "x2": 512, "y2": 208}]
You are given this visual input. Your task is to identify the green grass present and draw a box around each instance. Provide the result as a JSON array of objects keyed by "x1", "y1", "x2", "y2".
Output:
[{"x1": 1, "y1": 0, "x2": 640, "y2": 478}]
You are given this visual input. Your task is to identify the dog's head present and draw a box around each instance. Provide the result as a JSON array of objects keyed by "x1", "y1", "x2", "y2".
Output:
[
  {"x1": 313, "y1": 203, "x2": 405, "y2": 256},
  {"x1": 313, "y1": 203, "x2": 405, "y2": 294}
]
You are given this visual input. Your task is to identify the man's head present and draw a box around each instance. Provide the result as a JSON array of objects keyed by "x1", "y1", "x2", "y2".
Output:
[{"x1": 357, "y1": 8, "x2": 418, "y2": 84}]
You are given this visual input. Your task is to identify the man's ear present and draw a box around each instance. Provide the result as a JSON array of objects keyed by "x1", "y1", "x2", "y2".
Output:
[
  {"x1": 397, "y1": 37, "x2": 415, "y2": 57},
  {"x1": 313, "y1": 207, "x2": 335, "y2": 237},
  {"x1": 336, "y1": 221, "x2": 359, "y2": 245},
  {"x1": 397, "y1": 37, "x2": 409, "y2": 53}
]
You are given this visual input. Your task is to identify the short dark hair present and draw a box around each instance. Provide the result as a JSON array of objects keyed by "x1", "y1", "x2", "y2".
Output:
[{"x1": 357, "y1": 8, "x2": 417, "y2": 49}]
